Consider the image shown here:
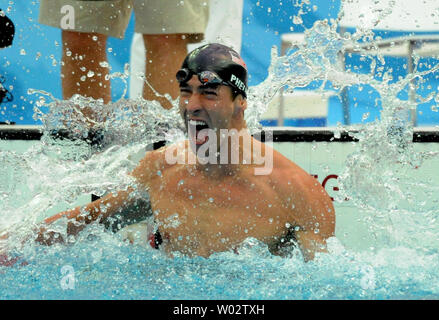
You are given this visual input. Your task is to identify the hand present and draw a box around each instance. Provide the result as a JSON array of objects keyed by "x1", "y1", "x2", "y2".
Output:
[
  {"x1": 0, "y1": 231, "x2": 9, "y2": 241},
  {"x1": 0, "y1": 232, "x2": 21, "y2": 267},
  {"x1": 0, "y1": 253, "x2": 17, "y2": 267},
  {"x1": 35, "y1": 226, "x2": 66, "y2": 246},
  {"x1": 0, "y1": 231, "x2": 11, "y2": 264}
]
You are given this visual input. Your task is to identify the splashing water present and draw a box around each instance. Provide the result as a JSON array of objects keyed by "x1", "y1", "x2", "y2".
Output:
[
  {"x1": 249, "y1": 19, "x2": 439, "y2": 252},
  {"x1": 1, "y1": 15, "x2": 439, "y2": 299}
]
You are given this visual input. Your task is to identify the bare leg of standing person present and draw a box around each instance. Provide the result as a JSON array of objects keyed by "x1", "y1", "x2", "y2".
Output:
[
  {"x1": 61, "y1": 30, "x2": 111, "y2": 123},
  {"x1": 142, "y1": 34, "x2": 189, "y2": 110}
]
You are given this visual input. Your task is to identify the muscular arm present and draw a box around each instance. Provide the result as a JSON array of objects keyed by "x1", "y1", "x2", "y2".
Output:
[
  {"x1": 294, "y1": 229, "x2": 332, "y2": 262},
  {"x1": 273, "y1": 159, "x2": 336, "y2": 262},
  {"x1": 36, "y1": 188, "x2": 151, "y2": 245},
  {"x1": 35, "y1": 147, "x2": 165, "y2": 245},
  {"x1": 293, "y1": 184, "x2": 335, "y2": 262}
]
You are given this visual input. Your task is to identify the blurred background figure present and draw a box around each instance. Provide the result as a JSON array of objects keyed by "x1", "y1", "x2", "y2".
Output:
[
  {"x1": 129, "y1": 0, "x2": 243, "y2": 100},
  {"x1": 38, "y1": 0, "x2": 209, "y2": 121},
  {"x1": 0, "y1": 8, "x2": 15, "y2": 111},
  {"x1": 0, "y1": 8, "x2": 14, "y2": 49}
]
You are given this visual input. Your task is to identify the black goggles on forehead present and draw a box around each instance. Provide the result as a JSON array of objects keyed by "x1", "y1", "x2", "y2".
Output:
[{"x1": 176, "y1": 68, "x2": 226, "y2": 86}]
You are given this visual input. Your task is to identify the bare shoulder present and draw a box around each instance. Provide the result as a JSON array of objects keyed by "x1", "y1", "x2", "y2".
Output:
[
  {"x1": 270, "y1": 148, "x2": 335, "y2": 238},
  {"x1": 269, "y1": 147, "x2": 311, "y2": 187},
  {"x1": 131, "y1": 141, "x2": 186, "y2": 185}
]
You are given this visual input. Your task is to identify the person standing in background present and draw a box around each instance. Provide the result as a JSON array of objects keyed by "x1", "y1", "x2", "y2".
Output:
[
  {"x1": 129, "y1": 0, "x2": 243, "y2": 100},
  {"x1": 38, "y1": 0, "x2": 209, "y2": 122}
]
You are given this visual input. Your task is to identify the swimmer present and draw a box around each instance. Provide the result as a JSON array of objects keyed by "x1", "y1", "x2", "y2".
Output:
[{"x1": 20, "y1": 44, "x2": 335, "y2": 261}]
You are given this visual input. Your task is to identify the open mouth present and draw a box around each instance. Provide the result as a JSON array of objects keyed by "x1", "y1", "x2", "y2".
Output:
[{"x1": 188, "y1": 119, "x2": 210, "y2": 145}]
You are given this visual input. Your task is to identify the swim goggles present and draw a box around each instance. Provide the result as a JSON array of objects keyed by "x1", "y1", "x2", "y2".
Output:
[
  {"x1": 176, "y1": 68, "x2": 247, "y2": 98},
  {"x1": 176, "y1": 68, "x2": 227, "y2": 87}
]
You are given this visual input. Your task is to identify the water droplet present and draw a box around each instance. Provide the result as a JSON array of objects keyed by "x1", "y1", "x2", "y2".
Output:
[
  {"x1": 208, "y1": 197, "x2": 214, "y2": 203},
  {"x1": 87, "y1": 70, "x2": 95, "y2": 78},
  {"x1": 293, "y1": 15, "x2": 303, "y2": 24},
  {"x1": 156, "y1": 170, "x2": 162, "y2": 177}
]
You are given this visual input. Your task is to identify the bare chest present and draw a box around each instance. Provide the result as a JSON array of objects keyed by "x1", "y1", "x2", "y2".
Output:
[{"x1": 148, "y1": 176, "x2": 292, "y2": 257}]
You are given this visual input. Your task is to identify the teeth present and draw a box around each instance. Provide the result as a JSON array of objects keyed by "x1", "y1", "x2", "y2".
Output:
[{"x1": 188, "y1": 120, "x2": 207, "y2": 126}]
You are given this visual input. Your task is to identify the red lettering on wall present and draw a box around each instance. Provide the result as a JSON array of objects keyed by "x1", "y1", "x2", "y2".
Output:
[
  {"x1": 310, "y1": 174, "x2": 349, "y2": 202},
  {"x1": 321, "y1": 174, "x2": 338, "y2": 201}
]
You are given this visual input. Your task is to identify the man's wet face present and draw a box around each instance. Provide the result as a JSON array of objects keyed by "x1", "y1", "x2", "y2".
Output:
[{"x1": 179, "y1": 76, "x2": 235, "y2": 152}]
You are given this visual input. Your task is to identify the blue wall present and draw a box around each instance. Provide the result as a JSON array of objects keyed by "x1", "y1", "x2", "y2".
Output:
[{"x1": 1, "y1": 0, "x2": 438, "y2": 126}]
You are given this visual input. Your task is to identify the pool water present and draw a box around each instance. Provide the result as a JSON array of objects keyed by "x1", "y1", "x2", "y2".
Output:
[
  {"x1": 1, "y1": 17, "x2": 439, "y2": 300},
  {"x1": 2, "y1": 233, "x2": 439, "y2": 299}
]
